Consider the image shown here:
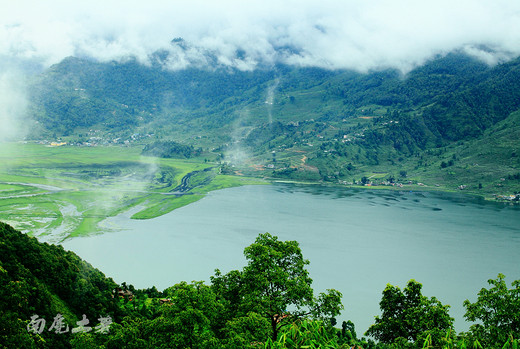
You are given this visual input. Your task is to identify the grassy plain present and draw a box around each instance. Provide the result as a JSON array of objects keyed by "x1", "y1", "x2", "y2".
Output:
[{"x1": 0, "y1": 142, "x2": 265, "y2": 241}]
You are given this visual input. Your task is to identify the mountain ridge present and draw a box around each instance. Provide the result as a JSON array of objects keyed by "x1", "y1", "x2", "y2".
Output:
[{"x1": 23, "y1": 50, "x2": 520, "y2": 197}]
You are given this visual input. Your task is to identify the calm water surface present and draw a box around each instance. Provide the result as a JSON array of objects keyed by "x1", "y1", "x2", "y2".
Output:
[{"x1": 63, "y1": 184, "x2": 520, "y2": 334}]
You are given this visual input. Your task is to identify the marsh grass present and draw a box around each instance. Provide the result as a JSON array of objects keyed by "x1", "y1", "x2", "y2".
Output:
[{"x1": 0, "y1": 143, "x2": 263, "y2": 240}]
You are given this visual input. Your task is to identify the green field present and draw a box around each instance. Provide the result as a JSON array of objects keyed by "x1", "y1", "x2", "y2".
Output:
[{"x1": 0, "y1": 143, "x2": 265, "y2": 241}]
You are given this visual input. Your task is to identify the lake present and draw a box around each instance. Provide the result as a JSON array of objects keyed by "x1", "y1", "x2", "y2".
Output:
[{"x1": 62, "y1": 183, "x2": 520, "y2": 335}]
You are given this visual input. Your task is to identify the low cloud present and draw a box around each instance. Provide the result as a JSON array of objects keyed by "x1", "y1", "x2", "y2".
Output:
[
  {"x1": 0, "y1": 69, "x2": 28, "y2": 142},
  {"x1": 1, "y1": 0, "x2": 520, "y2": 72}
]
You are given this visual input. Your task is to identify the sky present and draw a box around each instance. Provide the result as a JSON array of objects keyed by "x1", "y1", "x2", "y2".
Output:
[{"x1": 2, "y1": 0, "x2": 520, "y2": 73}]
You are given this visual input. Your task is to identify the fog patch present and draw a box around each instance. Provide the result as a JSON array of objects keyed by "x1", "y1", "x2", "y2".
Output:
[
  {"x1": 265, "y1": 78, "x2": 279, "y2": 124},
  {"x1": 225, "y1": 109, "x2": 254, "y2": 167},
  {"x1": 462, "y1": 45, "x2": 517, "y2": 66},
  {"x1": 0, "y1": 69, "x2": 28, "y2": 142},
  {"x1": 91, "y1": 158, "x2": 160, "y2": 216}
]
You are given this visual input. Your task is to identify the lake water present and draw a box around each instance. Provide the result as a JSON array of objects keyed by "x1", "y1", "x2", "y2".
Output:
[{"x1": 62, "y1": 183, "x2": 520, "y2": 335}]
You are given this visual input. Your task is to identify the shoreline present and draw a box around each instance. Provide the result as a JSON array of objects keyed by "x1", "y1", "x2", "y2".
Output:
[
  {"x1": 5, "y1": 172, "x2": 518, "y2": 243},
  {"x1": 267, "y1": 177, "x2": 518, "y2": 205}
]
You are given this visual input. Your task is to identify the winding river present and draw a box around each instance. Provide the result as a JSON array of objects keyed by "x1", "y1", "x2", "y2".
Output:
[{"x1": 62, "y1": 183, "x2": 520, "y2": 335}]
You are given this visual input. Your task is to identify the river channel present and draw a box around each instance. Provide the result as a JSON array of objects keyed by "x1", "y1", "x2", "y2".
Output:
[{"x1": 62, "y1": 183, "x2": 520, "y2": 334}]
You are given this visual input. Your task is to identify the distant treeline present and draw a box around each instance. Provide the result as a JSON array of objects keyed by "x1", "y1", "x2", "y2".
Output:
[{"x1": 141, "y1": 140, "x2": 202, "y2": 159}]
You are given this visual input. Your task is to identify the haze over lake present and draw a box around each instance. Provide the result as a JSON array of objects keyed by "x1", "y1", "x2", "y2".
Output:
[{"x1": 63, "y1": 184, "x2": 520, "y2": 334}]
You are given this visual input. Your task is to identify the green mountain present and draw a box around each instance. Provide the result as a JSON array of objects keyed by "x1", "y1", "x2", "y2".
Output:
[
  {"x1": 0, "y1": 222, "x2": 122, "y2": 348},
  {"x1": 25, "y1": 51, "x2": 520, "y2": 197}
]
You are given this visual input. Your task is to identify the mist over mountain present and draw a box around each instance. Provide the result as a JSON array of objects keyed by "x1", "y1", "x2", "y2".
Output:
[
  {"x1": 3, "y1": 1, "x2": 520, "y2": 72},
  {"x1": 1, "y1": 1, "x2": 519, "y2": 195},
  {"x1": 1, "y1": 3, "x2": 520, "y2": 347},
  {"x1": 18, "y1": 48, "x2": 519, "y2": 197},
  {"x1": 26, "y1": 49, "x2": 520, "y2": 143}
]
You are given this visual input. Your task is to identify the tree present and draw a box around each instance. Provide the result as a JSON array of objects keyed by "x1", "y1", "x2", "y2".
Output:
[
  {"x1": 463, "y1": 273, "x2": 520, "y2": 346},
  {"x1": 222, "y1": 312, "x2": 270, "y2": 347},
  {"x1": 105, "y1": 281, "x2": 225, "y2": 348},
  {"x1": 212, "y1": 233, "x2": 343, "y2": 341},
  {"x1": 159, "y1": 281, "x2": 224, "y2": 347},
  {"x1": 365, "y1": 279, "x2": 453, "y2": 346},
  {"x1": 337, "y1": 320, "x2": 360, "y2": 347}
]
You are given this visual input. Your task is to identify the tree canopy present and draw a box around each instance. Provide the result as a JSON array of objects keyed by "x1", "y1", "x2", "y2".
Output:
[
  {"x1": 463, "y1": 273, "x2": 520, "y2": 347},
  {"x1": 213, "y1": 233, "x2": 343, "y2": 341},
  {"x1": 141, "y1": 140, "x2": 202, "y2": 159},
  {"x1": 365, "y1": 279, "x2": 454, "y2": 346}
]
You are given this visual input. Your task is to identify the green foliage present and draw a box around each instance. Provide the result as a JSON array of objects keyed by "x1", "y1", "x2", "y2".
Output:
[
  {"x1": 142, "y1": 140, "x2": 202, "y2": 159},
  {"x1": 222, "y1": 312, "x2": 270, "y2": 348},
  {"x1": 3, "y1": 220, "x2": 520, "y2": 348},
  {"x1": 0, "y1": 221, "x2": 122, "y2": 348},
  {"x1": 24, "y1": 51, "x2": 520, "y2": 197},
  {"x1": 366, "y1": 279, "x2": 454, "y2": 347},
  {"x1": 29, "y1": 56, "x2": 277, "y2": 134},
  {"x1": 102, "y1": 281, "x2": 226, "y2": 348},
  {"x1": 30, "y1": 52, "x2": 517, "y2": 147},
  {"x1": 463, "y1": 274, "x2": 520, "y2": 347},
  {"x1": 215, "y1": 233, "x2": 343, "y2": 341},
  {"x1": 162, "y1": 281, "x2": 225, "y2": 337},
  {"x1": 501, "y1": 334, "x2": 519, "y2": 349},
  {"x1": 420, "y1": 57, "x2": 520, "y2": 141},
  {"x1": 241, "y1": 233, "x2": 315, "y2": 316},
  {"x1": 243, "y1": 122, "x2": 296, "y2": 149},
  {"x1": 264, "y1": 319, "x2": 343, "y2": 348}
]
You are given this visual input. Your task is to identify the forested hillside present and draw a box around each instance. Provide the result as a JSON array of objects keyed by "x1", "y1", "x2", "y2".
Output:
[
  {"x1": 23, "y1": 50, "x2": 520, "y2": 197},
  {"x1": 0, "y1": 222, "x2": 122, "y2": 348},
  {"x1": 28, "y1": 51, "x2": 520, "y2": 143}
]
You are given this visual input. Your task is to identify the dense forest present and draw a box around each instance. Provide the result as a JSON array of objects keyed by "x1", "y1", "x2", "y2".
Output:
[
  {"x1": 28, "y1": 51, "x2": 520, "y2": 147},
  {"x1": 1, "y1": 222, "x2": 518, "y2": 348},
  {"x1": 141, "y1": 141, "x2": 203, "y2": 159}
]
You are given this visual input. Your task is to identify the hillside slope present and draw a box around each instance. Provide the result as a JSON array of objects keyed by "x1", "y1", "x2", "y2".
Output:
[
  {"x1": 24, "y1": 51, "x2": 520, "y2": 196},
  {"x1": 0, "y1": 222, "x2": 122, "y2": 348}
]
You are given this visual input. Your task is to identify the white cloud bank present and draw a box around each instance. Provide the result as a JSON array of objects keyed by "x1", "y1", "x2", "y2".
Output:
[{"x1": 1, "y1": 0, "x2": 520, "y2": 72}]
